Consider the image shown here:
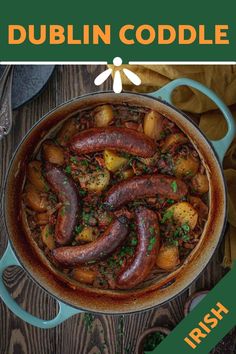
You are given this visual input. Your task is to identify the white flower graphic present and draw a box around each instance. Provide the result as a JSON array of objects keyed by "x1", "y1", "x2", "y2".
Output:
[{"x1": 94, "y1": 57, "x2": 141, "y2": 93}]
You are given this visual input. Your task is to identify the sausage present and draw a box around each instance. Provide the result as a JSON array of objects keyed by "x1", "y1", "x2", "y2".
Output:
[
  {"x1": 70, "y1": 127, "x2": 156, "y2": 158},
  {"x1": 52, "y1": 216, "x2": 129, "y2": 266},
  {"x1": 104, "y1": 174, "x2": 188, "y2": 210},
  {"x1": 44, "y1": 163, "x2": 79, "y2": 245},
  {"x1": 116, "y1": 207, "x2": 160, "y2": 289}
]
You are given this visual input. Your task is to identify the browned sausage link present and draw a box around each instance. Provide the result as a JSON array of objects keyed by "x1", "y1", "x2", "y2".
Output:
[
  {"x1": 116, "y1": 207, "x2": 160, "y2": 289},
  {"x1": 70, "y1": 127, "x2": 156, "y2": 158},
  {"x1": 52, "y1": 216, "x2": 129, "y2": 266},
  {"x1": 104, "y1": 174, "x2": 188, "y2": 210},
  {"x1": 44, "y1": 163, "x2": 79, "y2": 246}
]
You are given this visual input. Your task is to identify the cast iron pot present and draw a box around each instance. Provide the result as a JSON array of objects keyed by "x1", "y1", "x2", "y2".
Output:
[{"x1": 0, "y1": 78, "x2": 235, "y2": 328}]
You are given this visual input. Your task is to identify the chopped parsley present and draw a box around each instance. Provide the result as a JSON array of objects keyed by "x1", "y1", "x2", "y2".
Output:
[
  {"x1": 75, "y1": 225, "x2": 84, "y2": 234},
  {"x1": 79, "y1": 189, "x2": 87, "y2": 196},
  {"x1": 167, "y1": 199, "x2": 175, "y2": 205},
  {"x1": 82, "y1": 211, "x2": 94, "y2": 225},
  {"x1": 171, "y1": 180, "x2": 178, "y2": 193},
  {"x1": 161, "y1": 209, "x2": 174, "y2": 223},
  {"x1": 81, "y1": 159, "x2": 89, "y2": 167},
  {"x1": 64, "y1": 165, "x2": 71, "y2": 174},
  {"x1": 131, "y1": 237, "x2": 138, "y2": 246},
  {"x1": 147, "y1": 236, "x2": 156, "y2": 251},
  {"x1": 60, "y1": 207, "x2": 66, "y2": 216},
  {"x1": 169, "y1": 222, "x2": 191, "y2": 245},
  {"x1": 149, "y1": 226, "x2": 155, "y2": 236},
  {"x1": 182, "y1": 223, "x2": 190, "y2": 232},
  {"x1": 70, "y1": 156, "x2": 78, "y2": 164}
]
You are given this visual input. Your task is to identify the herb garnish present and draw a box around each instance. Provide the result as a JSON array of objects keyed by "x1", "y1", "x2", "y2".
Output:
[
  {"x1": 79, "y1": 189, "x2": 87, "y2": 196},
  {"x1": 171, "y1": 180, "x2": 178, "y2": 193},
  {"x1": 161, "y1": 209, "x2": 174, "y2": 223},
  {"x1": 147, "y1": 236, "x2": 156, "y2": 251},
  {"x1": 70, "y1": 156, "x2": 78, "y2": 164},
  {"x1": 81, "y1": 159, "x2": 89, "y2": 167},
  {"x1": 75, "y1": 225, "x2": 84, "y2": 234},
  {"x1": 168, "y1": 222, "x2": 191, "y2": 245},
  {"x1": 64, "y1": 165, "x2": 71, "y2": 174}
]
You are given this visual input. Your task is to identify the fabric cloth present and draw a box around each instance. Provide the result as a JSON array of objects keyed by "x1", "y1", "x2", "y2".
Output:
[{"x1": 108, "y1": 64, "x2": 236, "y2": 267}]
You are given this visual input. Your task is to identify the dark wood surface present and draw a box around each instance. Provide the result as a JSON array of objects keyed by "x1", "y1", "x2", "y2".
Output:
[{"x1": 0, "y1": 65, "x2": 234, "y2": 354}]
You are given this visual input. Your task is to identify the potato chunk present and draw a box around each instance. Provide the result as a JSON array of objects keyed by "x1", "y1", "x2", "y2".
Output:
[
  {"x1": 57, "y1": 118, "x2": 79, "y2": 146},
  {"x1": 94, "y1": 105, "x2": 113, "y2": 127},
  {"x1": 27, "y1": 161, "x2": 48, "y2": 192},
  {"x1": 75, "y1": 226, "x2": 99, "y2": 243},
  {"x1": 161, "y1": 133, "x2": 188, "y2": 153},
  {"x1": 173, "y1": 155, "x2": 199, "y2": 178},
  {"x1": 41, "y1": 225, "x2": 55, "y2": 250},
  {"x1": 43, "y1": 140, "x2": 65, "y2": 165},
  {"x1": 168, "y1": 201, "x2": 198, "y2": 229},
  {"x1": 191, "y1": 173, "x2": 209, "y2": 194},
  {"x1": 24, "y1": 184, "x2": 49, "y2": 212},
  {"x1": 72, "y1": 267, "x2": 97, "y2": 285},
  {"x1": 143, "y1": 110, "x2": 163, "y2": 140},
  {"x1": 78, "y1": 169, "x2": 110, "y2": 193},
  {"x1": 104, "y1": 150, "x2": 128, "y2": 172},
  {"x1": 156, "y1": 245, "x2": 180, "y2": 270}
]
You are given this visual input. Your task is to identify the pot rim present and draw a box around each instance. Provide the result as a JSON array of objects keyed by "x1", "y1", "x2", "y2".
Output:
[{"x1": 2, "y1": 90, "x2": 227, "y2": 315}]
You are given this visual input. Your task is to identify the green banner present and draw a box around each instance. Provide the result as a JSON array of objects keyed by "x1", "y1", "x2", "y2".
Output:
[
  {"x1": 146, "y1": 263, "x2": 236, "y2": 354},
  {"x1": 0, "y1": 0, "x2": 236, "y2": 62}
]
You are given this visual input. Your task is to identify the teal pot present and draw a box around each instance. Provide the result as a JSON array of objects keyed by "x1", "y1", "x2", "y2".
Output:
[{"x1": 0, "y1": 79, "x2": 235, "y2": 328}]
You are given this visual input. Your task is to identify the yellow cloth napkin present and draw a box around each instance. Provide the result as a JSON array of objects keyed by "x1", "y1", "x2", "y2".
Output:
[{"x1": 108, "y1": 64, "x2": 236, "y2": 267}]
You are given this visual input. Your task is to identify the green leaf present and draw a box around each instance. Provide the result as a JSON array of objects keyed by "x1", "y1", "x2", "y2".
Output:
[
  {"x1": 161, "y1": 209, "x2": 174, "y2": 223},
  {"x1": 64, "y1": 165, "x2": 72, "y2": 174},
  {"x1": 75, "y1": 225, "x2": 84, "y2": 234},
  {"x1": 182, "y1": 223, "x2": 190, "y2": 232},
  {"x1": 171, "y1": 180, "x2": 178, "y2": 193}
]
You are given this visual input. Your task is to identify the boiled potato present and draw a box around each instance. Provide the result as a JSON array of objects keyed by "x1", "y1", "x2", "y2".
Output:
[
  {"x1": 173, "y1": 155, "x2": 199, "y2": 178},
  {"x1": 161, "y1": 133, "x2": 188, "y2": 153},
  {"x1": 121, "y1": 169, "x2": 134, "y2": 179},
  {"x1": 41, "y1": 225, "x2": 55, "y2": 250},
  {"x1": 143, "y1": 110, "x2": 163, "y2": 140},
  {"x1": 35, "y1": 212, "x2": 50, "y2": 225},
  {"x1": 168, "y1": 202, "x2": 198, "y2": 229},
  {"x1": 78, "y1": 169, "x2": 110, "y2": 193},
  {"x1": 104, "y1": 150, "x2": 128, "y2": 172},
  {"x1": 156, "y1": 245, "x2": 180, "y2": 270},
  {"x1": 75, "y1": 226, "x2": 99, "y2": 243},
  {"x1": 57, "y1": 118, "x2": 79, "y2": 146},
  {"x1": 94, "y1": 105, "x2": 113, "y2": 127},
  {"x1": 27, "y1": 161, "x2": 48, "y2": 192},
  {"x1": 24, "y1": 184, "x2": 49, "y2": 212},
  {"x1": 72, "y1": 267, "x2": 97, "y2": 284},
  {"x1": 191, "y1": 173, "x2": 209, "y2": 194},
  {"x1": 43, "y1": 140, "x2": 65, "y2": 165}
]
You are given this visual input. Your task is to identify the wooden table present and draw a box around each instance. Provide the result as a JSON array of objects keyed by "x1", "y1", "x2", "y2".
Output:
[{"x1": 0, "y1": 65, "x2": 234, "y2": 354}]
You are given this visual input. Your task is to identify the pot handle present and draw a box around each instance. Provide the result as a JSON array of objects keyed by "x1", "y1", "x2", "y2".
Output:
[
  {"x1": 150, "y1": 78, "x2": 236, "y2": 163},
  {"x1": 0, "y1": 243, "x2": 83, "y2": 328}
]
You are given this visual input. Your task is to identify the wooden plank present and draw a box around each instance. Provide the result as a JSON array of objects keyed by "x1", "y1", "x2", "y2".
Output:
[{"x1": 0, "y1": 65, "x2": 233, "y2": 354}]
